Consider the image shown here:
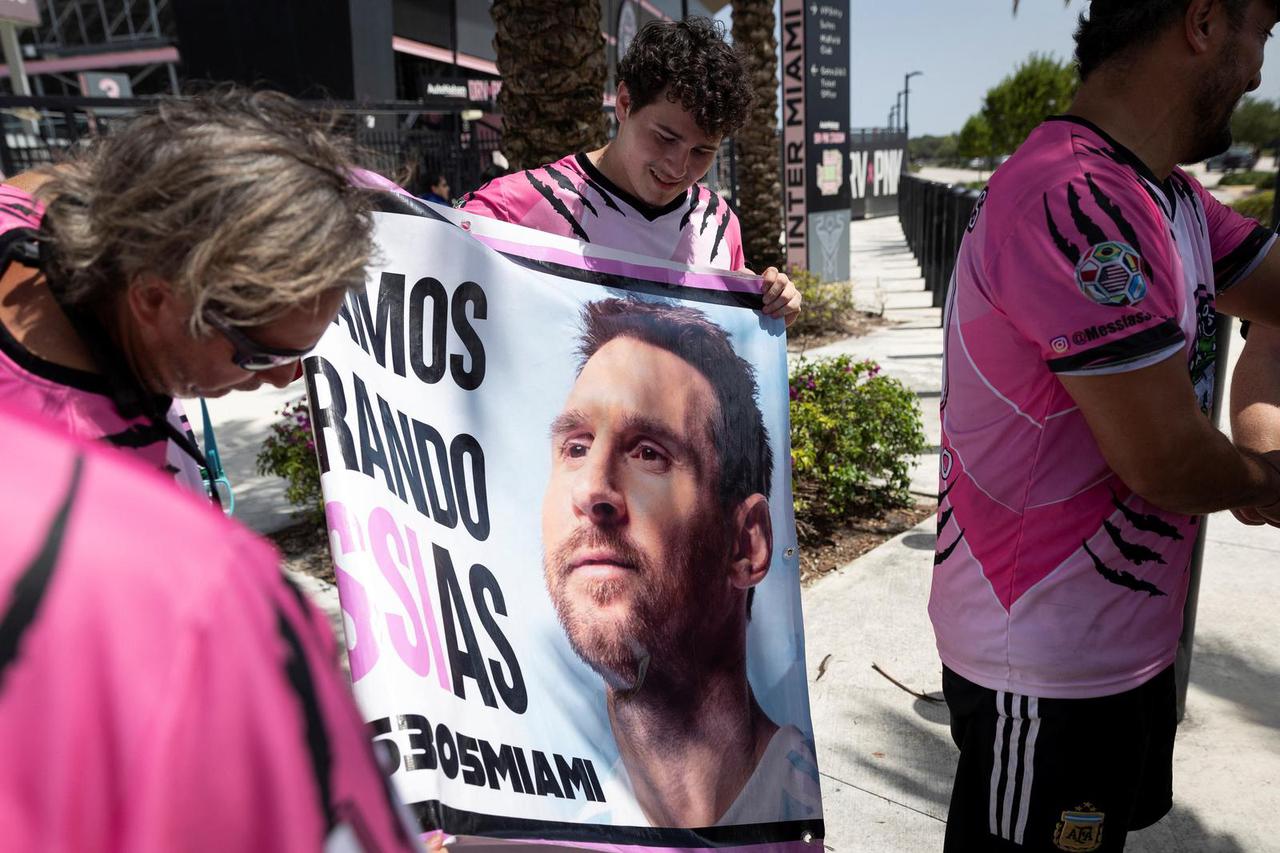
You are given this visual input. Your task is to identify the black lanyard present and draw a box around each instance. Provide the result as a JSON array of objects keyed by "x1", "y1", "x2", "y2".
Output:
[{"x1": 32, "y1": 241, "x2": 224, "y2": 511}]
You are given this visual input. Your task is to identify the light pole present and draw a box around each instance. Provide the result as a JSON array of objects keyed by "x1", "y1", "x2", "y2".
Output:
[
  {"x1": 888, "y1": 103, "x2": 898, "y2": 131},
  {"x1": 896, "y1": 90, "x2": 904, "y2": 132},
  {"x1": 903, "y1": 70, "x2": 922, "y2": 171}
]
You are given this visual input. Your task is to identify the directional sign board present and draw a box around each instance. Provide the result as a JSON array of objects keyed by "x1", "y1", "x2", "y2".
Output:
[{"x1": 780, "y1": 0, "x2": 850, "y2": 284}]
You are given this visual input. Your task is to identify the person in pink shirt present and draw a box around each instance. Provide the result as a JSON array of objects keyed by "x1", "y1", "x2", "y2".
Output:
[
  {"x1": 934, "y1": 1, "x2": 1280, "y2": 850},
  {"x1": 0, "y1": 401, "x2": 421, "y2": 851},
  {"x1": 0, "y1": 89, "x2": 377, "y2": 504},
  {"x1": 460, "y1": 17, "x2": 802, "y2": 327}
]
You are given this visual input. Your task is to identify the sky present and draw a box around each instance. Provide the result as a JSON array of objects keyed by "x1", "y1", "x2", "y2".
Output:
[{"x1": 838, "y1": 0, "x2": 1280, "y2": 137}]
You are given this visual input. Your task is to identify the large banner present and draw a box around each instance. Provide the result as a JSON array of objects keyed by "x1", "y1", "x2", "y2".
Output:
[{"x1": 304, "y1": 199, "x2": 825, "y2": 851}]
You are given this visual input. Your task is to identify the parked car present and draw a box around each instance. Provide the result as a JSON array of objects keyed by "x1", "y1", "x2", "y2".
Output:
[{"x1": 1206, "y1": 145, "x2": 1259, "y2": 171}]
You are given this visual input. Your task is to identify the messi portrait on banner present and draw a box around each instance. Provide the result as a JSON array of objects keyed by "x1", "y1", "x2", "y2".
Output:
[{"x1": 302, "y1": 196, "x2": 824, "y2": 851}]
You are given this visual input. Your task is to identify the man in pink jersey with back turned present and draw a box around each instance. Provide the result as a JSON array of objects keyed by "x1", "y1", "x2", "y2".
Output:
[
  {"x1": 460, "y1": 17, "x2": 802, "y2": 326},
  {"x1": 934, "y1": 1, "x2": 1280, "y2": 850},
  {"x1": 0, "y1": 402, "x2": 421, "y2": 852}
]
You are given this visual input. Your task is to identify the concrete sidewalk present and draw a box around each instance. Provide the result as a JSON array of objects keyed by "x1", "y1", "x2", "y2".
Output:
[{"x1": 807, "y1": 216, "x2": 1280, "y2": 852}]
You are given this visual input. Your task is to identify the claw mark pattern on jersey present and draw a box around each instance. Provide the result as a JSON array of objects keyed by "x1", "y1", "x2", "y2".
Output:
[
  {"x1": 1102, "y1": 520, "x2": 1166, "y2": 566},
  {"x1": 1083, "y1": 541, "x2": 1167, "y2": 597},
  {"x1": 524, "y1": 172, "x2": 589, "y2": 242},
  {"x1": 543, "y1": 164, "x2": 598, "y2": 218},
  {"x1": 700, "y1": 193, "x2": 720, "y2": 236},
  {"x1": 1111, "y1": 493, "x2": 1184, "y2": 540}
]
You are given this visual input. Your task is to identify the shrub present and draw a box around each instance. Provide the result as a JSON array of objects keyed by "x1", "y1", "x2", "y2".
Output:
[
  {"x1": 1216, "y1": 170, "x2": 1275, "y2": 187},
  {"x1": 788, "y1": 266, "x2": 856, "y2": 338},
  {"x1": 256, "y1": 398, "x2": 324, "y2": 524},
  {"x1": 789, "y1": 355, "x2": 927, "y2": 543},
  {"x1": 1231, "y1": 190, "x2": 1274, "y2": 228}
]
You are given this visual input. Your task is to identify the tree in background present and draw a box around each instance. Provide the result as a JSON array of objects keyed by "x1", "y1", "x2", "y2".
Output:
[
  {"x1": 910, "y1": 134, "x2": 960, "y2": 165},
  {"x1": 1231, "y1": 96, "x2": 1280, "y2": 154},
  {"x1": 492, "y1": 0, "x2": 608, "y2": 171},
  {"x1": 980, "y1": 53, "x2": 1077, "y2": 155},
  {"x1": 732, "y1": 0, "x2": 785, "y2": 271},
  {"x1": 957, "y1": 114, "x2": 995, "y2": 166}
]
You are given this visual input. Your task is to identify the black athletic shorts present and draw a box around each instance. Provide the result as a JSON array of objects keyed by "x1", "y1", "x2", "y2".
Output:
[{"x1": 941, "y1": 665, "x2": 1177, "y2": 852}]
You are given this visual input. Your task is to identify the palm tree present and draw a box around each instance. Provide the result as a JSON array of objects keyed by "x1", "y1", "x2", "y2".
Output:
[
  {"x1": 732, "y1": 0, "x2": 785, "y2": 272},
  {"x1": 491, "y1": 0, "x2": 608, "y2": 171}
]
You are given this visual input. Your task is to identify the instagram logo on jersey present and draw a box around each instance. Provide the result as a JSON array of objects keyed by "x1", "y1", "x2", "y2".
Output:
[{"x1": 1075, "y1": 241, "x2": 1148, "y2": 307}]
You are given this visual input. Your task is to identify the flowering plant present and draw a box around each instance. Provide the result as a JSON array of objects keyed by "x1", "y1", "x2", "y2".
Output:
[
  {"x1": 789, "y1": 355, "x2": 926, "y2": 542},
  {"x1": 256, "y1": 398, "x2": 324, "y2": 524}
]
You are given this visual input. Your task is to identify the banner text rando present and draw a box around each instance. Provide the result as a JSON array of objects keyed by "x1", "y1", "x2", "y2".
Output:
[
  {"x1": 304, "y1": 272, "x2": 529, "y2": 716},
  {"x1": 307, "y1": 271, "x2": 490, "y2": 539}
]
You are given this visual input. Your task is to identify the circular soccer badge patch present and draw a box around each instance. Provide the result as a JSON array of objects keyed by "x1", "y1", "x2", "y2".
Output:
[{"x1": 1075, "y1": 241, "x2": 1148, "y2": 307}]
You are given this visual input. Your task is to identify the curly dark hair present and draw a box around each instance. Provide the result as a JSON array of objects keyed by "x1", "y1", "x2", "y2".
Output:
[
  {"x1": 617, "y1": 16, "x2": 753, "y2": 138},
  {"x1": 1074, "y1": 0, "x2": 1272, "y2": 80}
]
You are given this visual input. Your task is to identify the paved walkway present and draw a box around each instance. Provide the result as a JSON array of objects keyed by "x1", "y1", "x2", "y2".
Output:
[
  {"x1": 197, "y1": 214, "x2": 1280, "y2": 851},
  {"x1": 808, "y1": 216, "x2": 1280, "y2": 853}
]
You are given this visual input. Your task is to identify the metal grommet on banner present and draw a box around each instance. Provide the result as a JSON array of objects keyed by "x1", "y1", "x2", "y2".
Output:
[
  {"x1": 801, "y1": 831, "x2": 814, "y2": 844},
  {"x1": 785, "y1": 547, "x2": 796, "y2": 558}
]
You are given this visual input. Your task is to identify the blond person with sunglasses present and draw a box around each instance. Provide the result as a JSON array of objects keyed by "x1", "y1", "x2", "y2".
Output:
[{"x1": 0, "y1": 89, "x2": 375, "y2": 508}]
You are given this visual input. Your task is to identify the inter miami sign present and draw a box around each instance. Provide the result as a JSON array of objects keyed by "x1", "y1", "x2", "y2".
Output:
[{"x1": 781, "y1": 0, "x2": 850, "y2": 284}]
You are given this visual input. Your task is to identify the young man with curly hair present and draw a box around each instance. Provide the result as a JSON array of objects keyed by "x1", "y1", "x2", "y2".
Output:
[{"x1": 461, "y1": 17, "x2": 801, "y2": 326}]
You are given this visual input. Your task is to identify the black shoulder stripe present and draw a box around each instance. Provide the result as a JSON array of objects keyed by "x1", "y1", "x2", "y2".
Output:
[
  {"x1": 0, "y1": 454, "x2": 83, "y2": 690},
  {"x1": 1215, "y1": 225, "x2": 1273, "y2": 292},
  {"x1": 700, "y1": 192, "x2": 721, "y2": 236},
  {"x1": 1067, "y1": 181, "x2": 1109, "y2": 246},
  {"x1": 525, "y1": 172, "x2": 590, "y2": 242},
  {"x1": 276, "y1": 607, "x2": 338, "y2": 832},
  {"x1": 1085, "y1": 173, "x2": 1144, "y2": 255},
  {"x1": 0, "y1": 202, "x2": 36, "y2": 219},
  {"x1": 1044, "y1": 194, "x2": 1081, "y2": 265},
  {"x1": 1046, "y1": 319, "x2": 1184, "y2": 373},
  {"x1": 543, "y1": 164, "x2": 598, "y2": 218},
  {"x1": 580, "y1": 175, "x2": 621, "y2": 212},
  {"x1": 678, "y1": 188, "x2": 700, "y2": 231},
  {"x1": 937, "y1": 506, "x2": 955, "y2": 531},
  {"x1": 709, "y1": 205, "x2": 731, "y2": 263}
]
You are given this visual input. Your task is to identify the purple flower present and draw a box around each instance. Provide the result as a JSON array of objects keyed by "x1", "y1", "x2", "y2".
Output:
[{"x1": 789, "y1": 386, "x2": 798, "y2": 400}]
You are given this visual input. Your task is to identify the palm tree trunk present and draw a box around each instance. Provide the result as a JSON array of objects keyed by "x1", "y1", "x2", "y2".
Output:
[
  {"x1": 732, "y1": 0, "x2": 785, "y2": 272},
  {"x1": 492, "y1": 0, "x2": 608, "y2": 171}
]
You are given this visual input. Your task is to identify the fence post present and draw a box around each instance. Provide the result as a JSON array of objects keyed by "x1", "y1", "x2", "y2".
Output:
[{"x1": 1174, "y1": 313, "x2": 1232, "y2": 721}]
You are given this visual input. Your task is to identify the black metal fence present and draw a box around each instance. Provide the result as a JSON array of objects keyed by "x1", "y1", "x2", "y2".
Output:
[
  {"x1": 0, "y1": 95, "x2": 506, "y2": 198},
  {"x1": 898, "y1": 174, "x2": 982, "y2": 308},
  {"x1": 0, "y1": 94, "x2": 738, "y2": 206}
]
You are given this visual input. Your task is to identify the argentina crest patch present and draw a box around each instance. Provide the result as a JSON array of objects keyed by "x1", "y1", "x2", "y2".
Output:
[
  {"x1": 1053, "y1": 803, "x2": 1104, "y2": 851},
  {"x1": 1075, "y1": 241, "x2": 1148, "y2": 307}
]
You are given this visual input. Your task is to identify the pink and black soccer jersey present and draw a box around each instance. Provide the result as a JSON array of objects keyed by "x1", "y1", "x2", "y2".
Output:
[
  {"x1": 0, "y1": 404, "x2": 418, "y2": 851},
  {"x1": 0, "y1": 184, "x2": 205, "y2": 493},
  {"x1": 931, "y1": 116, "x2": 1274, "y2": 699},
  {"x1": 460, "y1": 153, "x2": 747, "y2": 270}
]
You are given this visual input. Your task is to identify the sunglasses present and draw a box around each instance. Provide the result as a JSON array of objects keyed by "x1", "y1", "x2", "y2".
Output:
[{"x1": 206, "y1": 313, "x2": 313, "y2": 372}]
